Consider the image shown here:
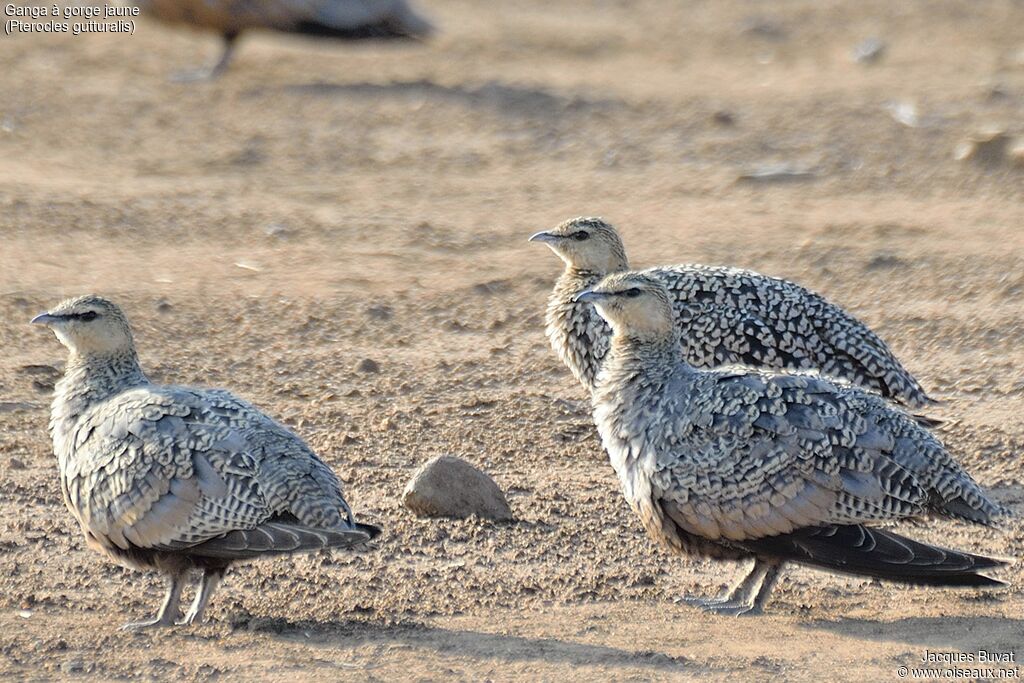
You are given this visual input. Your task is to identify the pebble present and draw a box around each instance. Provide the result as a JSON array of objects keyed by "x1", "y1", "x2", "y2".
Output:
[
  {"x1": 403, "y1": 455, "x2": 513, "y2": 521},
  {"x1": 0, "y1": 401, "x2": 39, "y2": 413},
  {"x1": 955, "y1": 128, "x2": 1012, "y2": 165},
  {"x1": 852, "y1": 37, "x2": 886, "y2": 64},
  {"x1": 737, "y1": 163, "x2": 816, "y2": 183},
  {"x1": 357, "y1": 358, "x2": 381, "y2": 374},
  {"x1": 60, "y1": 660, "x2": 86, "y2": 674}
]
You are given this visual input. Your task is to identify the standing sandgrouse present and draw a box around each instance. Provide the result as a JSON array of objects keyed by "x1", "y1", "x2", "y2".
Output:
[
  {"x1": 577, "y1": 272, "x2": 1005, "y2": 615},
  {"x1": 33, "y1": 295, "x2": 380, "y2": 629},
  {"x1": 531, "y1": 217, "x2": 933, "y2": 408}
]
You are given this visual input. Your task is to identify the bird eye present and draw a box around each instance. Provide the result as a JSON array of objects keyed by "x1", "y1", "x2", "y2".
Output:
[
  {"x1": 79, "y1": 311, "x2": 98, "y2": 321},
  {"x1": 623, "y1": 288, "x2": 642, "y2": 298},
  {"x1": 572, "y1": 231, "x2": 590, "y2": 241}
]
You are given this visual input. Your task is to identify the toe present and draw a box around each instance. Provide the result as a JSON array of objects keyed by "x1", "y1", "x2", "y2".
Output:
[
  {"x1": 704, "y1": 602, "x2": 762, "y2": 617},
  {"x1": 677, "y1": 594, "x2": 730, "y2": 607}
]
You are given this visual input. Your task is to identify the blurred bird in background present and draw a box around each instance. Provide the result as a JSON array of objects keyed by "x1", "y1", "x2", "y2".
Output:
[{"x1": 132, "y1": 0, "x2": 434, "y2": 80}]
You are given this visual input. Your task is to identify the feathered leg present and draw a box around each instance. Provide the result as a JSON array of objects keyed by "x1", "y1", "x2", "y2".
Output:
[
  {"x1": 178, "y1": 568, "x2": 226, "y2": 626},
  {"x1": 172, "y1": 31, "x2": 240, "y2": 82},
  {"x1": 120, "y1": 572, "x2": 185, "y2": 630}
]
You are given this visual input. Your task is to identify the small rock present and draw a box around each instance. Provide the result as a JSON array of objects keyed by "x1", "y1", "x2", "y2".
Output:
[
  {"x1": 365, "y1": 304, "x2": 393, "y2": 321},
  {"x1": 985, "y1": 83, "x2": 1010, "y2": 101},
  {"x1": 851, "y1": 37, "x2": 886, "y2": 64},
  {"x1": 472, "y1": 280, "x2": 508, "y2": 296},
  {"x1": 739, "y1": 17, "x2": 786, "y2": 41},
  {"x1": 403, "y1": 455, "x2": 513, "y2": 521},
  {"x1": 17, "y1": 364, "x2": 61, "y2": 379},
  {"x1": 8, "y1": 458, "x2": 25, "y2": 470},
  {"x1": 356, "y1": 358, "x2": 381, "y2": 374},
  {"x1": 230, "y1": 145, "x2": 265, "y2": 167},
  {"x1": 0, "y1": 401, "x2": 39, "y2": 413},
  {"x1": 737, "y1": 163, "x2": 816, "y2": 183},
  {"x1": 32, "y1": 380, "x2": 54, "y2": 394},
  {"x1": 955, "y1": 128, "x2": 1012, "y2": 166},
  {"x1": 883, "y1": 101, "x2": 918, "y2": 128},
  {"x1": 226, "y1": 608, "x2": 253, "y2": 630},
  {"x1": 60, "y1": 660, "x2": 85, "y2": 674},
  {"x1": 154, "y1": 299, "x2": 173, "y2": 313},
  {"x1": 264, "y1": 223, "x2": 291, "y2": 239},
  {"x1": 711, "y1": 110, "x2": 735, "y2": 126},
  {"x1": 865, "y1": 253, "x2": 908, "y2": 271},
  {"x1": 1009, "y1": 139, "x2": 1024, "y2": 167},
  {"x1": 18, "y1": 363, "x2": 61, "y2": 393}
]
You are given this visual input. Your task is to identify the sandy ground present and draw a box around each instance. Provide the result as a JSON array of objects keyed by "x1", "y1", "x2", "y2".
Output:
[{"x1": 2, "y1": 0, "x2": 1024, "y2": 680}]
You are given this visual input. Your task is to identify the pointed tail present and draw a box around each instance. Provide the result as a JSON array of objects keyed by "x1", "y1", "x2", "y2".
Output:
[
  {"x1": 183, "y1": 521, "x2": 381, "y2": 560},
  {"x1": 745, "y1": 524, "x2": 1008, "y2": 587}
]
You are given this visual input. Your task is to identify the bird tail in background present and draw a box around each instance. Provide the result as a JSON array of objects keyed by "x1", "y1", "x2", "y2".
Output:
[
  {"x1": 745, "y1": 524, "x2": 1008, "y2": 587},
  {"x1": 296, "y1": 0, "x2": 434, "y2": 41}
]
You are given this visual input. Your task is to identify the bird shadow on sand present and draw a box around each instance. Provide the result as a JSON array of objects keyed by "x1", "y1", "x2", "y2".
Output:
[
  {"x1": 225, "y1": 615, "x2": 696, "y2": 673},
  {"x1": 244, "y1": 79, "x2": 623, "y2": 118},
  {"x1": 802, "y1": 615, "x2": 1024, "y2": 655}
]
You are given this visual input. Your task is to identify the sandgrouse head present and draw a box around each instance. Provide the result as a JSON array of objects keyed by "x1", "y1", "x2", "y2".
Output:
[
  {"x1": 575, "y1": 272, "x2": 674, "y2": 339},
  {"x1": 32, "y1": 295, "x2": 134, "y2": 357},
  {"x1": 530, "y1": 217, "x2": 629, "y2": 273}
]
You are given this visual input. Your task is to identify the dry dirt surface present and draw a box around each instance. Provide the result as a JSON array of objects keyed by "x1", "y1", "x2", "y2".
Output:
[{"x1": 3, "y1": 0, "x2": 1024, "y2": 680}]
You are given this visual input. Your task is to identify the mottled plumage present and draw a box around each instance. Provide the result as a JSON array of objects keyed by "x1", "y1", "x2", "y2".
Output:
[
  {"x1": 579, "y1": 273, "x2": 1006, "y2": 614},
  {"x1": 34, "y1": 295, "x2": 380, "y2": 629},
  {"x1": 531, "y1": 217, "x2": 933, "y2": 408},
  {"x1": 134, "y1": 0, "x2": 434, "y2": 79}
]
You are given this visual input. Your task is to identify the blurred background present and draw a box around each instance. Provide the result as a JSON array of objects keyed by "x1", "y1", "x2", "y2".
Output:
[{"x1": 1, "y1": 1, "x2": 1023, "y2": 679}]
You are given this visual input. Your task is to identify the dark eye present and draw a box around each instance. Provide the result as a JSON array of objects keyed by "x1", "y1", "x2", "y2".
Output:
[
  {"x1": 623, "y1": 288, "x2": 642, "y2": 298},
  {"x1": 79, "y1": 311, "x2": 98, "y2": 321},
  {"x1": 572, "y1": 231, "x2": 590, "y2": 241}
]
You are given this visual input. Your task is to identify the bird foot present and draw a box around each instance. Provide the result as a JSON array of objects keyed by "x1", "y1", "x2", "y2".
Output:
[
  {"x1": 675, "y1": 594, "x2": 732, "y2": 607},
  {"x1": 119, "y1": 616, "x2": 177, "y2": 631},
  {"x1": 175, "y1": 611, "x2": 204, "y2": 627},
  {"x1": 699, "y1": 600, "x2": 762, "y2": 617}
]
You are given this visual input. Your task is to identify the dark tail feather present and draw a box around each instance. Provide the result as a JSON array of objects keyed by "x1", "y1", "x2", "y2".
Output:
[
  {"x1": 744, "y1": 524, "x2": 1007, "y2": 587},
  {"x1": 356, "y1": 522, "x2": 383, "y2": 540},
  {"x1": 183, "y1": 522, "x2": 374, "y2": 560},
  {"x1": 292, "y1": 20, "x2": 425, "y2": 40},
  {"x1": 912, "y1": 413, "x2": 943, "y2": 429}
]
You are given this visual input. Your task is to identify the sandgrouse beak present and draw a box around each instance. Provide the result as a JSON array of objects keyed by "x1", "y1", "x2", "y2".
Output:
[
  {"x1": 31, "y1": 312, "x2": 61, "y2": 326},
  {"x1": 529, "y1": 231, "x2": 560, "y2": 244},
  {"x1": 574, "y1": 289, "x2": 607, "y2": 304}
]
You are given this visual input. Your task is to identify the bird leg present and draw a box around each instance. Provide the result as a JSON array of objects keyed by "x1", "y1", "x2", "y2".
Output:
[
  {"x1": 120, "y1": 572, "x2": 185, "y2": 631},
  {"x1": 681, "y1": 559, "x2": 783, "y2": 616},
  {"x1": 171, "y1": 32, "x2": 239, "y2": 82},
  {"x1": 178, "y1": 568, "x2": 225, "y2": 626}
]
